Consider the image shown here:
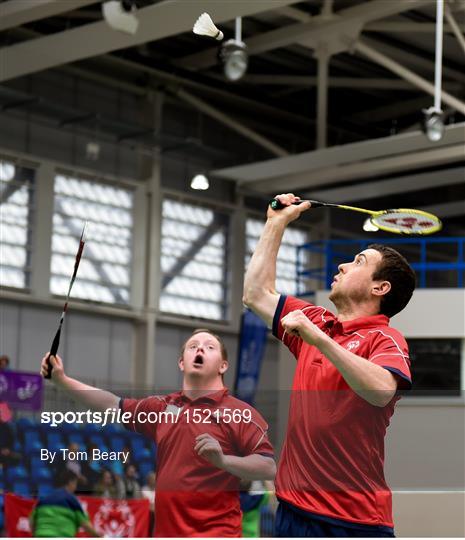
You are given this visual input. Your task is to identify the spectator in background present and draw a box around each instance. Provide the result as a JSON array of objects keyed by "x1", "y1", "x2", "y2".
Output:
[
  {"x1": 29, "y1": 469, "x2": 101, "y2": 537},
  {"x1": 141, "y1": 471, "x2": 156, "y2": 509},
  {"x1": 94, "y1": 469, "x2": 124, "y2": 499},
  {"x1": 80, "y1": 444, "x2": 101, "y2": 493},
  {"x1": 0, "y1": 418, "x2": 21, "y2": 466},
  {"x1": 142, "y1": 471, "x2": 156, "y2": 535},
  {"x1": 61, "y1": 442, "x2": 88, "y2": 493},
  {"x1": 107, "y1": 446, "x2": 129, "y2": 478},
  {"x1": 0, "y1": 356, "x2": 19, "y2": 464},
  {"x1": 0, "y1": 355, "x2": 13, "y2": 424},
  {"x1": 122, "y1": 463, "x2": 142, "y2": 499},
  {"x1": 240, "y1": 480, "x2": 274, "y2": 538},
  {"x1": 0, "y1": 355, "x2": 10, "y2": 370}
]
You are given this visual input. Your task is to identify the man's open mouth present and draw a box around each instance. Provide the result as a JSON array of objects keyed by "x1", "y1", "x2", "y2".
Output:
[{"x1": 194, "y1": 354, "x2": 204, "y2": 365}]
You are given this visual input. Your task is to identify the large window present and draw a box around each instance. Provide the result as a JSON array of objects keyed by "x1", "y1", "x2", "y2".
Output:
[
  {"x1": 246, "y1": 217, "x2": 309, "y2": 296},
  {"x1": 160, "y1": 198, "x2": 229, "y2": 320},
  {"x1": 407, "y1": 338, "x2": 461, "y2": 397},
  {"x1": 0, "y1": 160, "x2": 34, "y2": 289},
  {"x1": 50, "y1": 173, "x2": 134, "y2": 305}
]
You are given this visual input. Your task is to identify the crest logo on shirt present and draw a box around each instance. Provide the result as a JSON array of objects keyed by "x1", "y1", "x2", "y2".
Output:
[{"x1": 346, "y1": 340, "x2": 360, "y2": 351}]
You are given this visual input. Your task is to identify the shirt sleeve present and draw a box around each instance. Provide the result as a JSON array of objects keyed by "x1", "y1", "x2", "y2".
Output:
[
  {"x1": 235, "y1": 404, "x2": 274, "y2": 458},
  {"x1": 368, "y1": 329, "x2": 412, "y2": 390},
  {"x1": 75, "y1": 509, "x2": 89, "y2": 527},
  {"x1": 119, "y1": 395, "x2": 168, "y2": 438},
  {"x1": 272, "y1": 295, "x2": 334, "y2": 358},
  {"x1": 71, "y1": 495, "x2": 89, "y2": 527}
]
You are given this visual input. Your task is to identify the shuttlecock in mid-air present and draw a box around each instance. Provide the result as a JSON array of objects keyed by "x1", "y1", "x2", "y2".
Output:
[{"x1": 193, "y1": 13, "x2": 224, "y2": 40}]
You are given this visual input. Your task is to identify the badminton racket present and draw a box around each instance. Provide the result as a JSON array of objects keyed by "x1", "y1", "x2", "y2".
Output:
[
  {"x1": 269, "y1": 198, "x2": 442, "y2": 235},
  {"x1": 44, "y1": 222, "x2": 87, "y2": 379}
]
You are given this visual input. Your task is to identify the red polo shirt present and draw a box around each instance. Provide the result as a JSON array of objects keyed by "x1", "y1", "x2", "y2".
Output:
[
  {"x1": 273, "y1": 295, "x2": 411, "y2": 528},
  {"x1": 120, "y1": 388, "x2": 273, "y2": 537}
]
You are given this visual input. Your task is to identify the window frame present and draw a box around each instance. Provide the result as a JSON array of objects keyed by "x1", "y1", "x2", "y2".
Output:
[
  {"x1": 49, "y1": 168, "x2": 136, "y2": 307},
  {"x1": 159, "y1": 190, "x2": 234, "y2": 323},
  {"x1": 0, "y1": 155, "x2": 37, "y2": 292}
]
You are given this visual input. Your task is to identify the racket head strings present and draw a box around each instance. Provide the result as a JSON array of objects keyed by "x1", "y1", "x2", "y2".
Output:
[{"x1": 371, "y1": 209, "x2": 442, "y2": 235}]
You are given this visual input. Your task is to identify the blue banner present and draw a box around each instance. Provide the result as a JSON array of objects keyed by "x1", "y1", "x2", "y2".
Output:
[{"x1": 234, "y1": 309, "x2": 268, "y2": 405}]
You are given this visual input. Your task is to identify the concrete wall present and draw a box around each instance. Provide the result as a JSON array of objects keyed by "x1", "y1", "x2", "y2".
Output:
[{"x1": 0, "y1": 300, "x2": 133, "y2": 385}]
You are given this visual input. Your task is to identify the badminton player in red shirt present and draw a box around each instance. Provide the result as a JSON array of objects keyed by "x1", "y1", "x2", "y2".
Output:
[
  {"x1": 243, "y1": 193, "x2": 416, "y2": 537},
  {"x1": 41, "y1": 329, "x2": 275, "y2": 537}
]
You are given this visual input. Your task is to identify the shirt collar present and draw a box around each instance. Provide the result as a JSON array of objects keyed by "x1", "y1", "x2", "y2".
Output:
[
  {"x1": 171, "y1": 387, "x2": 228, "y2": 406},
  {"x1": 328, "y1": 314, "x2": 390, "y2": 335}
]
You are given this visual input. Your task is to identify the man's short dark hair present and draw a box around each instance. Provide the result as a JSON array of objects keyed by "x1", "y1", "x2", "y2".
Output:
[
  {"x1": 368, "y1": 244, "x2": 416, "y2": 318},
  {"x1": 56, "y1": 469, "x2": 78, "y2": 488}
]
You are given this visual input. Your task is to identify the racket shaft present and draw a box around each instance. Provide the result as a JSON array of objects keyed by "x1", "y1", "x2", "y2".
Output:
[
  {"x1": 269, "y1": 198, "x2": 327, "y2": 210},
  {"x1": 270, "y1": 198, "x2": 374, "y2": 215},
  {"x1": 45, "y1": 225, "x2": 86, "y2": 379}
]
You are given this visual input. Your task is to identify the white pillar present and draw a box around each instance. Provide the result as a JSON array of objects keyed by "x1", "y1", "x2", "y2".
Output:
[
  {"x1": 132, "y1": 92, "x2": 163, "y2": 389},
  {"x1": 316, "y1": 50, "x2": 330, "y2": 149},
  {"x1": 29, "y1": 160, "x2": 55, "y2": 298},
  {"x1": 229, "y1": 198, "x2": 246, "y2": 331}
]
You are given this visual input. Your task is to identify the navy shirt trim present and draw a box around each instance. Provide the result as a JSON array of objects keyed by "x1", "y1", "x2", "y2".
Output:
[
  {"x1": 382, "y1": 366, "x2": 412, "y2": 390},
  {"x1": 278, "y1": 498, "x2": 394, "y2": 534},
  {"x1": 272, "y1": 295, "x2": 287, "y2": 338}
]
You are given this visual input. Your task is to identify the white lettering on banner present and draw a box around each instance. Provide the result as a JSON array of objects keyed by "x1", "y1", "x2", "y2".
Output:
[{"x1": 17, "y1": 381, "x2": 39, "y2": 400}]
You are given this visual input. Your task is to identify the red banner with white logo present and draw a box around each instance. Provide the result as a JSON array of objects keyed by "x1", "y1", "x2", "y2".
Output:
[{"x1": 5, "y1": 492, "x2": 150, "y2": 537}]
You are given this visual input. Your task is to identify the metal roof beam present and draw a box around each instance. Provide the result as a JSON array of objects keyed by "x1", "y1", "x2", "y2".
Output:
[
  {"x1": 246, "y1": 144, "x2": 465, "y2": 192},
  {"x1": 343, "y1": 96, "x2": 432, "y2": 123},
  {"x1": 445, "y1": 4, "x2": 465, "y2": 56},
  {"x1": 212, "y1": 122, "x2": 465, "y2": 190},
  {"x1": 175, "y1": 0, "x2": 433, "y2": 70},
  {"x1": 358, "y1": 36, "x2": 465, "y2": 84},
  {"x1": 354, "y1": 40, "x2": 465, "y2": 115},
  {"x1": 307, "y1": 167, "x2": 465, "y2": 203},
  {"x1": 0, "y1": 0, "x2": 301, "y2": 82},
  {"x1": 0, "y1": 0, "x2": 98, "y2": 31},
  {"x1": 421, "y1": 200, "x2": 465, "y2": 218},
  {"x1": 275, "y1": 6, "x2": 312, "y2": 23},
  {"x1": 242, "y1": 74, "x2": 461, "y2": 90},
  {"x1": 365, "y1": 22, "x2": 457, "y2": 32}
]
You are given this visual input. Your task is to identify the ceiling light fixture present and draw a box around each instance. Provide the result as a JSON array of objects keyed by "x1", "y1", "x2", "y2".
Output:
[
  {"x1": 0, "y1": 162, "x2": 16, "y2": 182},
  {"x1": 421, "y1": 0, "x2": 444, "y2": 141},
  {"x1": 102, "y1": 0, "x2": 139, "y2": 35},
  {"x1": 422, "y1": 107, "x2": 445, "y2": 142},
  {"x1": 190, "y1": 174, "x2": 209, "y2": 190},
  {"x1": 220, "y1": 17, "x2": 248, "y2": 82}
]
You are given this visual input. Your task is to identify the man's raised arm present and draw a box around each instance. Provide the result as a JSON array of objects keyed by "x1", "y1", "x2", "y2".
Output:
[
  {"x1": 243, "y1": 193, "x2": 310, "y2": 327},
  {"x1": 40, "y1": 354, "x2": 119, "y2": 412}
]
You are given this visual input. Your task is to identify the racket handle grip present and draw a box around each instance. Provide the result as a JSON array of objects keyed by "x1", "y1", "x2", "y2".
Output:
[
  {"x1": 44, "y1": 354, "x2": 53, "y2": 380},
  {"x1": 45, "y1": 329, "x2": 61, "y2": 379},
  {"x1": 269, "y1": 198, "x2": 325, "y2": 210}
]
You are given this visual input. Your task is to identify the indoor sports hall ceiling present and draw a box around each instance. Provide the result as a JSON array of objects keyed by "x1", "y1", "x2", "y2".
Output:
[{"x1": 0, "y1": 0, "x2": 464, "y2": 233}]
